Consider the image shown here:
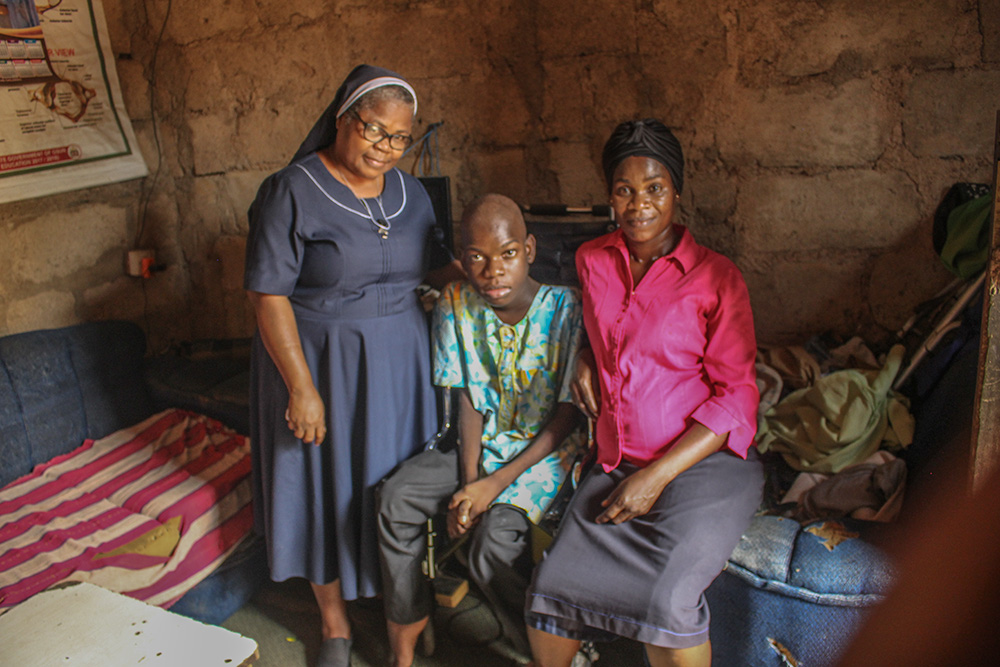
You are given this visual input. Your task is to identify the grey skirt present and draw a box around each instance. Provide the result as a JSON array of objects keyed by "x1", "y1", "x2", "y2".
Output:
[{"x1": 526, "y1": 449, "x2": 763, "y2": 649}]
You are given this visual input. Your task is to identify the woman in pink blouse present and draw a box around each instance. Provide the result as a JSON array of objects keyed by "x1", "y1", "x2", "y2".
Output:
[{"x1": 526, "y1": 119, "x2": 764, "y2": 667}]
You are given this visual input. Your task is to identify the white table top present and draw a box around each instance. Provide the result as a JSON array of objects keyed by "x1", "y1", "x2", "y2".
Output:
[{"x1": 0, "y1": 582, "x2": 259, "y2": 666}]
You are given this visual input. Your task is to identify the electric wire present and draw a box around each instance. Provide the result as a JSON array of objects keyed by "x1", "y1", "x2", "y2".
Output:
[
  {"x1": 136, "y1": 0, "x2": 172, "y2": 249},
  {"x1": 136, "y1": 0, "x2": 172, "y2": 341},
  {"x1": 404, "y1": 121, "x2": 444, "y2": 177}
]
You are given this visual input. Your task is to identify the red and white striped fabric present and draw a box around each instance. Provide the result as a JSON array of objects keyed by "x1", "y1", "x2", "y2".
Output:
[{"x1": 0, "y1": 409, "x2": 253, "y2": 611}]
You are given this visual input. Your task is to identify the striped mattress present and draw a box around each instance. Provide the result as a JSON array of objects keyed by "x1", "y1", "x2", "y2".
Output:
[{"x1": 0, "y1": 409, "x2": 253, "y2": 610}]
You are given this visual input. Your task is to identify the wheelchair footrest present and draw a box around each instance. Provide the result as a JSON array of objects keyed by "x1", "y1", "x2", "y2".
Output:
[{"x1": 433, "y1": 574, "x2": 469, "y2": 608}]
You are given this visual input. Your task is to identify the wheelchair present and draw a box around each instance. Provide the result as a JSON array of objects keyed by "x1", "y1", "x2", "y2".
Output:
[{"x1": 410, "y1": 203, "x2": 613, "y2": 662}]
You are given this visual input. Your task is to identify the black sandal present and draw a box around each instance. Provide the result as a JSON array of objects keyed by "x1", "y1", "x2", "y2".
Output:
[{"x1": 317, "y1": 637, "x2": 352, "y2": 667}]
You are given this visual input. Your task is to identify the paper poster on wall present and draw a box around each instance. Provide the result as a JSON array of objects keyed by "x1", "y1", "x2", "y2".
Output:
[{"x1": 0, "y1": 0, "x2": 147, "y2": 203}]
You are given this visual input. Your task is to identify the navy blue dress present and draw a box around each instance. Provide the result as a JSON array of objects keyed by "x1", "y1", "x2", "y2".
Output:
[{"x1": 245, "y1": 153, "x2": 448, "y2": 599}]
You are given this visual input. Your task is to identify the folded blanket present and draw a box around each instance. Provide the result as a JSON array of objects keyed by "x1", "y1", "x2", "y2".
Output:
[{"x1": 0, "y1": 409, "x2": 253, "y2": 610}]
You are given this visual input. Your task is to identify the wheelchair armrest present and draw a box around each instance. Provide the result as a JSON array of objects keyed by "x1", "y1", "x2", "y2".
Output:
[{"x1": 424, "y1": 386, "x2": 454, "y2": 451}]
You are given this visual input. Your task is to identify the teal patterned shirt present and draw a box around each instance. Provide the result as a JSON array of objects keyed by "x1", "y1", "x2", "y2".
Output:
[{"x1": 432, "y1": 281, "x2": 585, "y2": 523}]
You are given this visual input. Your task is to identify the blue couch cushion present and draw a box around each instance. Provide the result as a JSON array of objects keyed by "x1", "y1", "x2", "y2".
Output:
[
  {"x1": 725, "y1": 515, "x2": 893, "y2": 605},
  {"x1": 709, "y1": 515, "x2": 893, "y2": 666},
  {"x1": 67, "y1": 321, "x2": 152, "y2": 437},
  {"x1": 708, "y1": 570, "x2": 875, "y2": 667},
  {"x1": 0, "y1": 329, "x2": 89, "y2": 485},
  {"x1": 0, "y1": 321, "x2": 153, "y2": 487},
  {"x1": 0, "y1": 359, "x2": 31, "y2": 488}
]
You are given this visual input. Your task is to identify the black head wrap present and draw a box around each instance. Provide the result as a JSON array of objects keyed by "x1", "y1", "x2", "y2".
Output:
[
  {"x1": 290, "y1": 64, "x2": 417, "y2": 164},
  {"x1": 601, "y1": 119, "x2": 684, "y2": 194}
]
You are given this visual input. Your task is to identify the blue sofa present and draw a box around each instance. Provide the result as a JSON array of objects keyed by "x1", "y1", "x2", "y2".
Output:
[
  {"x1": 0, "y1": 320, "x2": 266, "y2": 625},
  {"x1": 706, "y1": 515, "x2": 893, "y2": 666},
  {"x1": 705, "y1": 328, "x2": 979, "y2": 666}
]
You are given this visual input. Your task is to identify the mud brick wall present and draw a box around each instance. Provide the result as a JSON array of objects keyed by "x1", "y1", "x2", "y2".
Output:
[{"x1": 1, "y1": 0, "x2": 997, "y2": 350}]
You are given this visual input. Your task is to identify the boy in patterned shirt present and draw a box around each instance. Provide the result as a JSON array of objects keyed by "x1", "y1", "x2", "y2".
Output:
[{"x1": 377, "y1": 194, "x2": 584, "y2": 667}]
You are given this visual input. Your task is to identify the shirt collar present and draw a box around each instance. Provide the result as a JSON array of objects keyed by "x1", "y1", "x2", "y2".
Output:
[
  {"x1": 473, "y1": 284, "x2": 545, "y2": 337},
  {"x1": 600, "y1": 225, "x2": 699, "y2": 274}
]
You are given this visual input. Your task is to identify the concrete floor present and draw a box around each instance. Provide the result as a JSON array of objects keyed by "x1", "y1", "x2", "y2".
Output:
[{"x1": 221, "y1": 577, "x2": 645, "y2": 667}]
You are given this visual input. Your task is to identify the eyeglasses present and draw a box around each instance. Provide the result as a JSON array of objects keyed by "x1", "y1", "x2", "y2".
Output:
[{"x1": 349, "y1": 110, "x2": 414, "y2": 151}]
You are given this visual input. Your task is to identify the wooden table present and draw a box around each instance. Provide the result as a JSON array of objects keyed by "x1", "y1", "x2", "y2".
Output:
[{"x1": 0, "y1": 582, "x2": 259, "y2": 666}]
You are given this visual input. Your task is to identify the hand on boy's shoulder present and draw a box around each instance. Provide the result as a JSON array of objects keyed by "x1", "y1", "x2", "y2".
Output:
[
  {"x1": 436, "y1": 280, "x2": 465, "y2": 301},
  {"x1": 553, "y1": 284, "x2": 582, "y2": 306},
  {"x1": 429, "y1": 280, "x2": 463, "y2": 318}
]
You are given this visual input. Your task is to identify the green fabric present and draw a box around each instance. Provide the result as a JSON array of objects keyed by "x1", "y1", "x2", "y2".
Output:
[
  {"x1": 940, "y1": 193, "x2": 992, "y2": 279},
  {"x1": 757, "y1": 345, "x2": 914, "y2": 474}
]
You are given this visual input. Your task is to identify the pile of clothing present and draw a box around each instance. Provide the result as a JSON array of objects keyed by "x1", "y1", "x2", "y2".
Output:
[
  {"x1": 753, "y1": 181, "x2": 992, "y2": 526},
  {"x1": 755, "y1": 339, "x2": 912, "y2": 523}
]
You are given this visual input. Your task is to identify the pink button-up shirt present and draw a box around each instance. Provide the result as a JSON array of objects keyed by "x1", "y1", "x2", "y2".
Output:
[{"x1": 577, "y1": 227, "x2": 759, "y2": 470}]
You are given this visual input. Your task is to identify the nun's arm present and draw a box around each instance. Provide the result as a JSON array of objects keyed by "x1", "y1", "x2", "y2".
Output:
[
  {"x1": 247, "y1": 291, "x2": 326, "y2": 446},
  {"x1": 425, "y1": 259, "x2": 465, "y2": 289}
]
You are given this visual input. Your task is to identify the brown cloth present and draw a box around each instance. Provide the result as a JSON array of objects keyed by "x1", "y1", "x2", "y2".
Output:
[
  {"x1": 782, "y1": 453, "x2": 907, "y2": 523},
  {"x1": 756, "y1": 345, "x2": 821, "y2": 390}
]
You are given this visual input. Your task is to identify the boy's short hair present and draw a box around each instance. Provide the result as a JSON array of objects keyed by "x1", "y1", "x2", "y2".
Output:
[{"x1": 460, "y1": 194, "x2": 526, "y2": 245}]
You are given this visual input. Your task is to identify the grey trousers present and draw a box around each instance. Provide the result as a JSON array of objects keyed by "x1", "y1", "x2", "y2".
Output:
[{"x1": 376, "y1": 448, "x2": 534, "y2": 653}]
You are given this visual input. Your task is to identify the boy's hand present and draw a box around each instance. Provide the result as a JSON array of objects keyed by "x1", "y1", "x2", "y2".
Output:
[
  {"x1": 446, "y1": 499, "x2": 473, "y2": 539},
  {"x1": 447, "y1": 476, "x2": 504, "y2": 538},
  {"x1": 570, "y1": 347, "x2": 601, "y2": 421}
]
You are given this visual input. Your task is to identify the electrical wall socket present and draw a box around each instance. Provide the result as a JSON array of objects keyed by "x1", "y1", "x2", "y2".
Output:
[{"x1": 126, "y1": 249, "x2": 155, "y2": 277}]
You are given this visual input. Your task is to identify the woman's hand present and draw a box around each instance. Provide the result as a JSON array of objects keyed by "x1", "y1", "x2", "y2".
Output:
[
  {"x1": 248, "y1": 291, "x2": 327, "y2": 446},
  {"x1": 570, "y1": 346, "x2": 601, "y2": 421},
  {"x1": 285, "y1": 384, "x2": 326, "y2": 445},
  {"x1": 446, "y1": 476, "x2": 504, "y2": 538},
  {"x1": 596, "y1": 466, "x2": 669, "y2": 524},
  {"x1": 596, "y1": 423, "x2": 727, "y2": 525}
]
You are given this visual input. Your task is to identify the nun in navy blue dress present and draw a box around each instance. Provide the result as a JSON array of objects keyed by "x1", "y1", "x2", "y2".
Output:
[{"x1": 244, "y1": 65, "x2": 454, "y2": 664}]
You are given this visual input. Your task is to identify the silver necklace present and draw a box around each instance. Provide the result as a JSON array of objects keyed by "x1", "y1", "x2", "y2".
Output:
[
  {"x1": 358, "y1": 196, "x2": 391, "y2": 239},
  {"x1": 334, "y1": 166, "x2": 392, "y2": 239}
]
